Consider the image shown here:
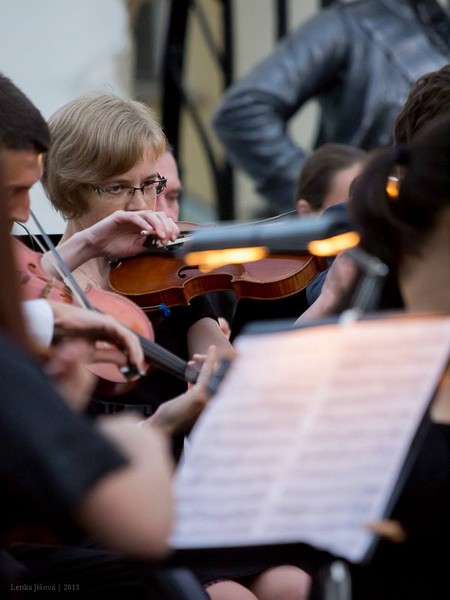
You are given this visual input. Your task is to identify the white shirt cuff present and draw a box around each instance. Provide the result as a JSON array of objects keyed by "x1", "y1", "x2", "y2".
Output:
[{"x1": 22, "y1": 299, "x2": 55, "y2": 347}]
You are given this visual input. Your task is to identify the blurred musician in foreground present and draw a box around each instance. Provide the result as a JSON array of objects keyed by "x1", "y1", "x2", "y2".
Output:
[
  {"x1": 328, "y1": 114, "x2": 450, "y2": 600},
  {"x1": 0, "y1": 157, "x2": 177, "y2": 596}
]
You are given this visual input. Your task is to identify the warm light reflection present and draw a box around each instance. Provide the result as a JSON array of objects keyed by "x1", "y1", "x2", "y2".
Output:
[
  {"x1": 308, "y1": 231, "x2": 360, "y2": 257},
  {"x1": 386, "y1": 176, "x2": 400, "y2": 198},
  {"x1": 184, "y1": 247, "x2": 268, "y2": 271}
]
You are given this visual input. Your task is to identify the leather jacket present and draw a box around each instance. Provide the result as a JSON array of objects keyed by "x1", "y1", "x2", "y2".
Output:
[{"x1": 212, "y1": 0, "x2": 450, "y2": 213}]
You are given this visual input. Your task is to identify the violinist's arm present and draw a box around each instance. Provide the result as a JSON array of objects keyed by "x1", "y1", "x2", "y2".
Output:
[
  {"x1": 76, "y1": 413, "x2": 175, "y2": 559},
  {"x1": 187, "y1": 317, "x2": 235, "y2": 359},
  {"x1": 40, "y1": 210, "x2": 179, "y2": 277},
  {"x1": 295, "y1": 252, "x2": 358, "y2": 325}
]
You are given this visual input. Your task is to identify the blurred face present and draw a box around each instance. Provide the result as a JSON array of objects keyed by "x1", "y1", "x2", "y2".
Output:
[
  {"x1": 79, "y1": 147, "x2": 158, "y2": 229},
  {"x1": 1, "y1": 148, "x2": 43, "y2": 226},
  {"x1": 155, "y1": 151, "x2": 181, "y2": 221},
  {"x1": 321, "y1": 162, "x2": 364, "y2": 210}
]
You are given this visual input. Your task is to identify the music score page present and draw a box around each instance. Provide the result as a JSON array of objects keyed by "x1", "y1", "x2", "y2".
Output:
[{"x1": 172, "y1": 315, "x2": 450, "y2": 563}]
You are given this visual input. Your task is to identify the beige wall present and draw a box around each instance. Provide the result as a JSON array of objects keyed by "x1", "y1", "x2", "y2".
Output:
[{"x1": 179, "y1": 0, "x2": 318, "y2": 222}]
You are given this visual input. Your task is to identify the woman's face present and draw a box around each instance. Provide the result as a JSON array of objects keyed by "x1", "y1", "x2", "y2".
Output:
[{"x1": 79, "y1": 147, "x2": 158, "y2": 228}]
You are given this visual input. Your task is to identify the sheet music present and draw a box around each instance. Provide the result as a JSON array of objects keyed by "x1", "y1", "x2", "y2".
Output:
[{"x1": 172, "y1": 315, "x2": 450, "y2": 563}]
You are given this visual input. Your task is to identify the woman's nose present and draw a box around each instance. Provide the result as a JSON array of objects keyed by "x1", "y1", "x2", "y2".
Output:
[{"x1": 126, "y1": 190, "x2": 155, "y2": 211}]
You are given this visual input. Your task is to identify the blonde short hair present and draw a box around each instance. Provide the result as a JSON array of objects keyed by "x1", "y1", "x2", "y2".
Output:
[{"x1": 43, "y1": 92, "x2": 166, "y2": 218}]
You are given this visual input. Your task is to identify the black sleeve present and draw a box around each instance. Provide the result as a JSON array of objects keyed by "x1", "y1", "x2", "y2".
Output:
[
  {"x1": 167, "y1": 295, "x2": 219, "y2": 332},
  {"x1": 211, "y1": 8, "x2": 349, "y2": 209},
  {"x1": 0, "y1": 334, "x2": 129, "y2": 534}
]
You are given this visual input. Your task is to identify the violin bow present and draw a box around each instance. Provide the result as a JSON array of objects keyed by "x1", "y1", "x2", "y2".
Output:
[{"x1": 29, "y1": 211, "x2": 95, "y2": 311}]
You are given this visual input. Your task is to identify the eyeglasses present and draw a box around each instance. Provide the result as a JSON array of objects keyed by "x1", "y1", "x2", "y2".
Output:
[{"x1": 92, "y1": 173, "x2": 167, "y2": 200}]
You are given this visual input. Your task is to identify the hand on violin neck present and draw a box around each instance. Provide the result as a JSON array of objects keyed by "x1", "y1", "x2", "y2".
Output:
[
  {"x1": 295, "y1": 252, "x2": 359, "y2": 325},
  {"x1": 143, "y1": 345, "x2": 218, "y2": 436},
  {"x1": 186, "y1": 346, "x2": 217, "y2": 391}
]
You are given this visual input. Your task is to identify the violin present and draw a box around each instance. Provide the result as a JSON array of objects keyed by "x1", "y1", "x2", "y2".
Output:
[
  {"x1": 108, "y1": 221, "x2": 328, "y2": 310},
  {"x1": 12, "y1": 238, "x2": 197, "y2": 394}
]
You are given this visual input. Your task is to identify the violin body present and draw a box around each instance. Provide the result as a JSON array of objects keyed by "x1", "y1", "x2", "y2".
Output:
[
  {"x1": 73, "y1": 285, "x2": 155, "y2": 395},
  {"x1": 13, "y1": 237, "x2": 74, "y2": 304},
  {"x1": 109, "y1": 252, "x2": 328, "y2": 310}
]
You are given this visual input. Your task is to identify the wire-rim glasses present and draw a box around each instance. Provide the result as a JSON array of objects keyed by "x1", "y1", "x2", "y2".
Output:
[{"x1": 92, "y1": 173, "x2": 167, "y2": 199}]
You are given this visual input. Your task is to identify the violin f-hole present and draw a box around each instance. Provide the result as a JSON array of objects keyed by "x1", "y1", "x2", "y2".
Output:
[{"x1": 178, "y1": 265, "x2": 200, "y2": 280}]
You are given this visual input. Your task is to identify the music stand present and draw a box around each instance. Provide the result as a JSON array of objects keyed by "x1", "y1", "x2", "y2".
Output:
[{"x1": 168, "y1": 314, "x2": 450, "y2": 599}]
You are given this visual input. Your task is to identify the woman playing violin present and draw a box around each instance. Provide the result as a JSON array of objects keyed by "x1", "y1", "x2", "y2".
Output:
[{"x1": 39, "y1": 92, "x2": 234, "y2": 438}]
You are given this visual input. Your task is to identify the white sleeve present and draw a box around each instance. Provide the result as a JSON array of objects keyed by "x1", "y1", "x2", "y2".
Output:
[{"x1": 22, "y1": 299, "x2": 55, "y2": 347}]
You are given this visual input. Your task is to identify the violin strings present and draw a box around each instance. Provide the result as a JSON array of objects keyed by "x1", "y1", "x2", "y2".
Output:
[
  {"x1": 29, "y1": 211, "x2": 91, "y2": 310},
  {"x1": 14, "y1": 221, "x2": 40, "y2": 252}
]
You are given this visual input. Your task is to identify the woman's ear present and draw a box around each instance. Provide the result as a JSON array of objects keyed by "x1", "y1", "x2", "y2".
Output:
[{"x1": 296, "y1": 199, "x2": 313, "y2": 216}]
